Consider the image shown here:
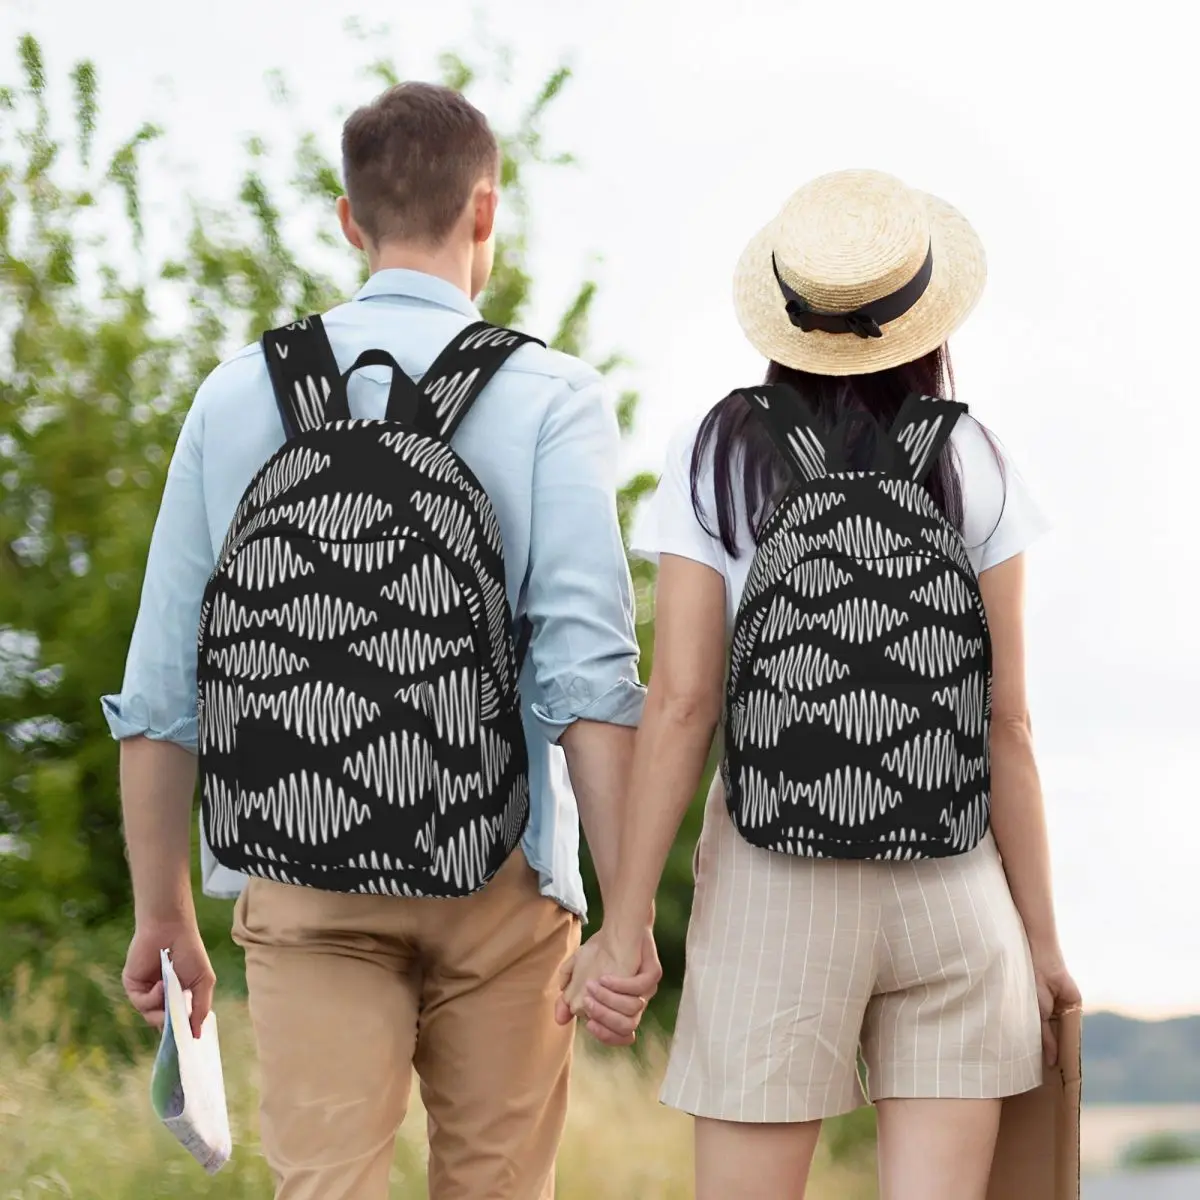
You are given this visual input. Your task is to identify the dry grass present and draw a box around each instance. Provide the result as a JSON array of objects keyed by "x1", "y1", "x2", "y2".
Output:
[{"x1": 0, "y1": 967, "x2": 876, "y2": 1198}]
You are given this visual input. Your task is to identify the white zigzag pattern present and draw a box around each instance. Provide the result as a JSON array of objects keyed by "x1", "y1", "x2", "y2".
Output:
[
  {"x1": 854, "y1": 554, "x2": 934, "y2": 579},
  {"x1": 207, "y1": 593, "x2": 262, "y2": 639},
  {"x1": 760, "y1": 594, "x2": 806, "y2": 642},
  {"x1": 342, "y1": 730, "x2": 481, "y2": 812},
  {"x1": 779, "y1": 490, "x2": 846, "y2": 529},
  {"x1": 785, "y1": 425, "x2": 826, "y2": 480},
  {"x1": 381, "y1": 555, "x2": 461, "y2": 616},
  {"x1": 411, "y1": 491, "x2": 478, "y2": 561},
  {"x1": 397, "y1": 668, "x2": 478, "y2": 747},
  {"x1": 242, "y1": 772, "x2": 370, "y2": 845},
  {"x1": 884, "y1": 627, "x2": 983, "y2": 677},
  {"x1": 737, "y1": 765, "x2": 904, "y2": 829},
  {"x1": 268, "y1": 493, "x2": 394, "y2": 541},
  {"x1": 895, "y1": 414, "x2": 945, "y2": 478},
  {"x1": 461, "y1": 325, "x2": 522, "y2": 349},
  {"x1": 796, "y1": 515, "x2": 912, "y2": 558},
  {"x1": 290, "y1": 375, "x2": 332, "y2": 433},
  {"x1": 378, "y1": 431, "x2": 460, "y2": 481},
  {"x1": 200, "y1": 680, "x2": 240, "y2": 753},
  {"x1": 204, "y1": 776, "x2": 241, "y2": 846},
  {"x1": 210, "y1": 592, "x2": 377, "y2": 640},
  {"x1": 920, "y1": 524, "x2": 974, "y2": 574},
  {"x1": 799, "y1": 767, "x2": 906, "y2": 827},
  {"x1": 795, "y1": 598, "x2": 909, "y2": 643},
  {"x1": 730, "y1": 691, "x2": 803, "y2": 748},
  {"x1": 731, "y1": 688, "x2": 919, "y2": 750},
  {"x1": 424, "y1": 367, "x2": 482, "y2": 435},
  {"x1": 461, "y1": 589, "x2": 501, "y2": 723},
  {"x1": 941, "y1": 793, "x2": 990, "y2": 851},
  {"x1": 347, "y1": 850, "x2": 408, "y2": 875},
  {"x1": 765, "y1": 826, "x2": 933, "y2": 859},
  {"x1": 242, "y1": 683, "x2": 380, "y2": 745},
  {"x1": 227, "y1": 538, "x2": 314, "y2": 590},
  {"x1": 752, "y1": 644, "x2": 850, "y2": 690},
  {"x1": 877, "y1": 477, "x2": 932, "y2": 514},
  {"x1": 871, "y1": 838, "x2": 926, "y2": 862},
  {"x1": 348, "y1": 629, "x2": 472, "y2": 674},
  {"x1": 795, "y1": 689, "x2": 921, "y2": 745},
  {"x1": 264, "y1": 594, "x2": 378, "y2": 640},
  {"x1": 480, "y1": 727, "x2": 513, "y2": 792},
  {"x1": 246, "y1": 448, "x2": 331, "y2": 509},
  {"x1": 784, "y1": 559, "x2": 855, "y2": 599},
  {"x1": 881, "y1": 731, "x2": 988, "y2": 790},
  {"x1": 742, "y1": 535, "x2": 804, "y2": 607},
  {"x1": 477, "y1": 500, "x2": 504, "y2": 556},
  {"x1": 729, "y1": 606, "x2": 768, "y2": 684},
  {"x1": 314, "y1": 541, "x2": 402, "y2": 572},
  {"x1": 912, "y1": 569, "x2": 976, "y2": 616},
  {"x1": 417, "y1": 775, "x2": 527, "y2": 890},
  {"x1": 207, "y1": 640, "x2": 308, "y2": 680},
  {"x1": 479, "y1": 573, "x2": 511, "y2": 673},
  {"x1": 932, "y1": 673, "x2": 989, "y2": 736},
  {"x1": 343, "y1": 730, "x2": 432, "y2": 806},
  {"x1": 377, "y1": 432, "x2": 497, "y2": 549},
  {"x1": 736, "y1": 766, "x2": 787, "y2": 828}
]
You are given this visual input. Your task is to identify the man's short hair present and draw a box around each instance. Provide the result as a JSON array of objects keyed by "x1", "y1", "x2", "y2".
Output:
[{"x1": 341, "y1": 82, "x2": 499, "y2": 246}]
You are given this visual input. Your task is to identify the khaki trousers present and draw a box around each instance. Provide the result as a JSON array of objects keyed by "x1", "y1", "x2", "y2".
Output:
[{"x1": 232, "y1": 849, "x2": 581, "y2": 1200}]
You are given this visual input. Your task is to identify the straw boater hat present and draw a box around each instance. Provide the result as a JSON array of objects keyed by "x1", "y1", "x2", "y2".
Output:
[{"x1": 733, "y1": 169, "x2": 986, "y2": 376}]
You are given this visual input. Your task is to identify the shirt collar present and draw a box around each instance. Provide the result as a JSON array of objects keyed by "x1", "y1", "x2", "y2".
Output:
[{"x1": 353, "y1": 268, "x2": 481, "y2": 319}]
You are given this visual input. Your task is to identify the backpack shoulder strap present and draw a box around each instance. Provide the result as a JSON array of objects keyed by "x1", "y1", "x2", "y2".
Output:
[
  {"x1": 886, "y1": 393, "x2": 969, "y2": 484},
  {"x1": 415, "y1": 322, "x2": 545, "y2": 440},
  {"x1": 261, "y1": 314, "x2": 351, "y2": 440},
  {"x1": 735, "y1": 384, "x2": 829, "y2": 483}
]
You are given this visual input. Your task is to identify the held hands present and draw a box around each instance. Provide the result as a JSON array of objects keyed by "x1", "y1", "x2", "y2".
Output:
[
  {"x1": 555, "y1": 926, "x2": 661, "y2": 1047},
  {"x1": 123, "y1": 919, "x2": 215, "y2": 1041}
]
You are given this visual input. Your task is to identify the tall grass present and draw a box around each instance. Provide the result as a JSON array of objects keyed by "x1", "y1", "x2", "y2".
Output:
[{"x1": 0, "y1": 965, "x2": 877, "y2": 1198}]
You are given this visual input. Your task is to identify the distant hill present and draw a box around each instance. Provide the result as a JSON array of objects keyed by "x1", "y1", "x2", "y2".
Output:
[{"x1": 1085, "y1": 1012, "x2": 1200, "y2": 1104}]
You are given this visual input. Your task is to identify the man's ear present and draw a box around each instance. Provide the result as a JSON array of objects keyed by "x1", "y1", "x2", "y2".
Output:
[
  {"x1": 473, "y1": 180, "x2": 498, "y2": 245},
  {"x1": 337, "y1": 196, "x2": 366, "y2": 251}
]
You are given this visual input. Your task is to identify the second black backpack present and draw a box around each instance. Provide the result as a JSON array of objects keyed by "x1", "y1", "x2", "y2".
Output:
[
  {"x1": 197, "y1": 316, "x2": 541, "y2": 897},
  {"x1": 723, "y1": 385, "x2": 992, "y2": 861}
]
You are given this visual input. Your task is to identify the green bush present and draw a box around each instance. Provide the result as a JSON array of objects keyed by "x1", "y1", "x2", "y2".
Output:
[
  {"x1": 1120, "y1": 1130, "x2": 1200, "y2": 1169},
  {"x1": 0, "y1": 28, "x2": 716, "y2": 1052}
]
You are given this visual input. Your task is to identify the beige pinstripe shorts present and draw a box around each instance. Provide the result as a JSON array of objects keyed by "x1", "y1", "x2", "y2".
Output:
[{"x1": 661, "y1": 778, "x2": 1043, "y2": 1123}]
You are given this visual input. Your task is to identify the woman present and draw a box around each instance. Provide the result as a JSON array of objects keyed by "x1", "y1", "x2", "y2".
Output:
[{"x1": 562, "y1": 169, "x2": 1080, "y2": 1200}]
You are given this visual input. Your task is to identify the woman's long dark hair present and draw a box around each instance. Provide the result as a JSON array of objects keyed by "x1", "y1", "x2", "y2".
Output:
[{"x1": 691, "y1": 346, "x2": 986, "y2": 556}]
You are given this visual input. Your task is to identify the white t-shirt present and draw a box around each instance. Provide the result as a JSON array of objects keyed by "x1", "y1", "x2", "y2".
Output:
[{"x1": 631, "y1": 411, "x2": 1049, "y2": 624}]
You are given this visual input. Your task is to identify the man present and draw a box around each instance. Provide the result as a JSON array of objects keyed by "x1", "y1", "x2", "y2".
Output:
[{"x1": 104, "y1": 82, "x2": 659, "y2": 1200}]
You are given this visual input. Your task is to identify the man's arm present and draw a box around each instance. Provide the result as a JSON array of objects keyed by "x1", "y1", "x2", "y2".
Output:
[
  {"x1": 557, "y1": 720, "x2": 635, "y2": 904},
  {"x1": 103, "y1": 398, "x2": 217, "y2": 1037},
  {"x1": 523, "y1": 370, "x2": 658, "y2": 1044},
  {"x1": 523, "y1": 370, "x2": 646, "y2": 912}
]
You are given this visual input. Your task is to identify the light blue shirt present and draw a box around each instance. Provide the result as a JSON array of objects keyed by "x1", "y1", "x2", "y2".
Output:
[{"x1": 102, "y1": 269, "x2": 645, "y2": 918}]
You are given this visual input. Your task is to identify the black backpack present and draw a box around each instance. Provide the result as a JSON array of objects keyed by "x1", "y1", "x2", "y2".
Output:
[
  {"x1": 196, "y1": 315, "x2": 541, "y2": 897},
  {"x1": 722, "y1": 385, "x2": 992, "y2": 861}
]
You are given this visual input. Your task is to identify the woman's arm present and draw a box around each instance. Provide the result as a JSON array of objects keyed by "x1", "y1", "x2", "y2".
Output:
[
  {"x1": 980, "y1": 554, "x2": 1056, "y2": 944},
  {"x1": 980, "y1": 552, "x2": 1081, "y2": 1060},
  {"x1": 561, "y1": 553, "x2": 727, "y2": 1008}
]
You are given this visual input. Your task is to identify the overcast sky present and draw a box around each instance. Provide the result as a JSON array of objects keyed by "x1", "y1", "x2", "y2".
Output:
[{"x1": 3, "y1": 0, "x2": 1197, "y2": 1018}]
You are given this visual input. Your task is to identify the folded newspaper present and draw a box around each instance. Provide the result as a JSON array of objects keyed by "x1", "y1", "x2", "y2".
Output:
[{"x1": 149, "y1": 948, "x2": 232, "y2": 1174}]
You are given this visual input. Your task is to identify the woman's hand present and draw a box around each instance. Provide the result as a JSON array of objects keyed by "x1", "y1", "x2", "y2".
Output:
[
  {"x1": 1031, "y1": 944, "x2": 1082, "y2": 1066},
  {"x1": 555, "y1": 926, "x2": 660, "y2": 1046}
]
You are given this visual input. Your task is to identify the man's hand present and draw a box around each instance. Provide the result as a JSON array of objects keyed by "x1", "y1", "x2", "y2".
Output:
[
  {"x1": 555, "y1": 926, "x2": 661, "y2": 1047},
  {"x1": 123, "y1": 920, "x2": 215, "y2": 1040}
]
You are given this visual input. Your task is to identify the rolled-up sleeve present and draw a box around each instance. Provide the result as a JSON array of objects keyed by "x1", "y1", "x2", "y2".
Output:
[
  {"x1": 525, "y1": 374, "x2": 646, "y2": 741},
  {"x1": 100, "y1": 397, "x2": 215, "y2": 753}
]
